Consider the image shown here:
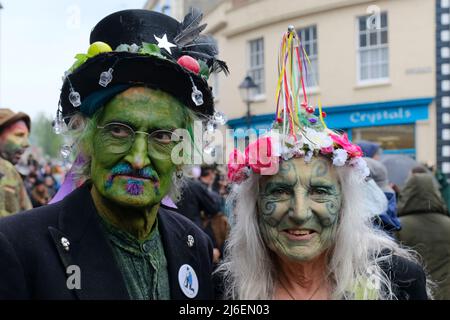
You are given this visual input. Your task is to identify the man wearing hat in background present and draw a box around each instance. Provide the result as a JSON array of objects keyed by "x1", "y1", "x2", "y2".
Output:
[
  {"x1": 0, "y1": 108, "x2": 32, "y2": 217},
  {"x1": 0, "y1": 8, "x2": 228, "y2": 300}
]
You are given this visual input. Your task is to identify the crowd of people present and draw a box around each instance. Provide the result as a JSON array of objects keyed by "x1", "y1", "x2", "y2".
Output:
[
  {"x1": 21, "y1": 158, "x2": 66, "y2": 208},
  {"x1": 0, "y1": 8, "x2": 449, "y2": 300}
]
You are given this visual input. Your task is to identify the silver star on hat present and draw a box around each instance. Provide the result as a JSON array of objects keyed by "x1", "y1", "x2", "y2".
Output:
[{"x1": 154, "y1": 34, "x2": 177, "y2": 54}]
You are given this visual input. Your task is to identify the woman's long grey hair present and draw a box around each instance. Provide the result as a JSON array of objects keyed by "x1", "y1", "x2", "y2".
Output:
[{"x1": 216, "y1": 162, "x2": 429, "y2": 300}]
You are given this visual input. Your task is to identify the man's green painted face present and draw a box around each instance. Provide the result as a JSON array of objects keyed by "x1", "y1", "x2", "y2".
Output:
[
  {"x1": 90, "y1": 87, "x2": 186, "y2": 208},
  {"x1": 0, "y1": 120, "x2": 30, "y2": 165},
  {"x1": 257, "y1": 156, "x2": 342, "y2": 262}
]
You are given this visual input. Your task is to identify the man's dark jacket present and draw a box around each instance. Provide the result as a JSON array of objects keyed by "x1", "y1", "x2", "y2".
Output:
[{"x1": 0, "y1": 184, "x2": 214, "y2": 299}]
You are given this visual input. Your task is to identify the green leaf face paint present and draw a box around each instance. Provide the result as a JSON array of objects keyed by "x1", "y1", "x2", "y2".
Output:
[
  {"x1": 0, "y1": 121, "x2": 30, "y2": 165},
  {"x1": 257, "y1": 156, "x2": 342, "y2": 262},
  {"x1": 90, "y1": 87, "x2": 186, "y2": 208}
]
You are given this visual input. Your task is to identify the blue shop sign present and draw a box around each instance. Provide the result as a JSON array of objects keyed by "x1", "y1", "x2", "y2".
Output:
[
  {"x1": 227, "y1": 98, "x2": 433, "y2": 136},
  {"x1": 322, "y1": 98, "x2": 432, "y2": 129}
]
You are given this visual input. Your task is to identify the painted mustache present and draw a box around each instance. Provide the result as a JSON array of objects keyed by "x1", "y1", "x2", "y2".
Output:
[
  {"x1": 109, "y1": 163, "x2": 159, "y2": 181},
  {"x1": 105, "y1": 163, "x2": 160, "y2": 196}
]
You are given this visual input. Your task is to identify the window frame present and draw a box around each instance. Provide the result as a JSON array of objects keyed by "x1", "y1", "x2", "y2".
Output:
[
  {"x1": 247, "y1": 37, "x2": 265, "y2": 98},
  {"x1": 297, "y1": 25, "x2": 319, "y2": 90},
  {"x1": 356, "y1": 11, "x2": 389, "y2": 85}
]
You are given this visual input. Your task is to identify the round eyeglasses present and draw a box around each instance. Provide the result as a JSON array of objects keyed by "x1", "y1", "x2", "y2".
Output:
[{"x1": 96, "y1": 122, "x2": 182, "y2": 158}]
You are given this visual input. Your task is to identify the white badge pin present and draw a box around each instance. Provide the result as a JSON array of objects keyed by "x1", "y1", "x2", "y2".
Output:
[
  {"x1": 178, "y1": 264, "x2": 199, "y2": 298},
  {"x1": 187, "y1": 235, "x2": 194, "y2": 247}
]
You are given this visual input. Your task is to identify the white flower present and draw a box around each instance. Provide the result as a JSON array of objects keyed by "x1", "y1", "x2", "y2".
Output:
[
  {"x1": 332, "y1": 149, "x2": 348, "y2": 166},
  {"x1": 130, "y1": 43, "x2": 140, "y2": 53},
  {"x1": 294, "y1": 149, "x2": 305, "y2": 158},
  {"x1": 349, "y1": 157, "x2": 370, "y2": 179},
  {"x1": 304, "y1": 128, "x2": 333, "y2": 150},
  {"x1": 304, "y1": 150, "x2": 314, "y2": 163},
  {"x1": 281, "y1": 146, "x2": 295, "y2": 160}
]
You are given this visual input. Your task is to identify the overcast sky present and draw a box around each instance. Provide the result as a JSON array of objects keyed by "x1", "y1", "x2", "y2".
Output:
[{"x1": 0, "y1": 0, "x2": 147, "y2": 120}]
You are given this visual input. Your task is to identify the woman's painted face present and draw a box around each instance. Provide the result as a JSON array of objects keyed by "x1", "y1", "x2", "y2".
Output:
[
  {"x1": 257, "y1": 156, "x2": 342, "y2": 262},
  {"x1": 90, "y1": 87, "x2": 186, "y2": 208}
]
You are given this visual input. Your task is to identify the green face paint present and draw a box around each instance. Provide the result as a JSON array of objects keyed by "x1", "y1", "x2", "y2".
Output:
[
  {"x1": 257, "y1": 156, "x2": 342, "y2": 262},
  {"x1": 90, "y1": 87, "x2": 186, "y2": 208},
  {"x1": 0, "y1": 121, "x2": 30, "y2": 165}
]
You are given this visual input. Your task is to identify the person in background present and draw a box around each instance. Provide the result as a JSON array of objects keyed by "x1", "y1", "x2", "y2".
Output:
[
  {"x1": 199, "y1": 165, "x2": 216, "y2": 191},
  {"x1": 176, "y1": 175, "x2": 222, "y2": 263},
  {"x1": 44, "y1": 175, "x2": 57, "y2": 199},
  {"x1": 0, "y1": 108, "x2": 33, "y2": 217},
  {"x1": 364, "y1": 157, "x2": 401, "y2": 236},
  {"x1": 434, "y1": 168, "x2": 450, "y2": 215},
  {"x1": 24, "y1": 172, "x2": 38, "y2": 198},
  {"x1": 30, "y1": 179, "x2": 49, "y2": 208},
  {"x1": 356, "y1": 140, "x2": 382, "y2": 160},
  {"x1": 396, "y1": 172, "x2": 450, "y2": 299}
]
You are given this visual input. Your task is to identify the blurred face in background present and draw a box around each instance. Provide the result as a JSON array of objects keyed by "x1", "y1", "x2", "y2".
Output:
[
  {"x1": 45, "y1": 176, "x2": 54, "y2": 187},
  {"x1": 36, "y1": 183, "x2": 46, "y2": 193},
  {"x1": 0, "y1": 120, "x2": 30, "y2": 164},
  {"x1": 201, "y1": 169, "x2": 216, "y2": 186}
]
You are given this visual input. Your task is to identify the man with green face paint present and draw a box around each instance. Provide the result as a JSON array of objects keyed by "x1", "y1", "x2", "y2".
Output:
[
  {"x1": 0, "y1": 9, "x2": 228, "y2": 300},
  {"x1": 0, "y1": 108, "x2": 32, "y2": 217}
]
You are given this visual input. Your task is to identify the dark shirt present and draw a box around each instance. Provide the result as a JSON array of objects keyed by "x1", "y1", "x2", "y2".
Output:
[{"x1": 98, "y1": 215, "x2": 170, "y2": 300}]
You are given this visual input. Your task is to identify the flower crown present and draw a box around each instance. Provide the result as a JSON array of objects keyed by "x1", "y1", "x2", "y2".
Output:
[{"x1": 227, "y1": 26, "x2": 369, "y2": 183}]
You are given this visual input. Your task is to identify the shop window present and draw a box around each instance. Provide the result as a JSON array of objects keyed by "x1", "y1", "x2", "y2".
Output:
[{"x1": 352, "y1": 124, "x2": 414, "y2": 155}]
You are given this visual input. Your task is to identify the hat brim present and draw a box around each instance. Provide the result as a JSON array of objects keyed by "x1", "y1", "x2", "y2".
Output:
[
  {"x1": 0, "y1": 112, "x2": 31, "y2": 132},
  {"x1": 60, "y1": 52, "x2": 214, "y2": 118}
]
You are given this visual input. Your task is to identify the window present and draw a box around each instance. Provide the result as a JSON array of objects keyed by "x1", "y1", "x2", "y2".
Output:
[
  {"x1": 297, "y1": 25, "x2": 318, "y2": 88},
  {"x1": 352, "y1": 125, "x2": 414, "y2": 155},
  {"x1": 248, "y1": 38, "x2": 265, "y2": 95},
  {"x1": 357, "y1": 12, "x2": 389, "y2": 83}
]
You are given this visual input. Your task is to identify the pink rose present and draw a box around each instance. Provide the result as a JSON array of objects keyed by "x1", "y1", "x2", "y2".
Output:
[
  {"x1": 329, "y1": 133, "x2": 363, "y2": 158},
  {"x1": 227, "y1": 149, "x2": 247, "y2": 183},
  {"x1": 245, "y1": 137, "x2": 279, "y2": 175},
  {"x1": 320, "y1": 146, "x2": 334, "y2": 154}
]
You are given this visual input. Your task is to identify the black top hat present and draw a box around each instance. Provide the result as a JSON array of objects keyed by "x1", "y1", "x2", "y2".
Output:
[{"x1": 59, "y1": 9, "x2": 228, "y2": 119}]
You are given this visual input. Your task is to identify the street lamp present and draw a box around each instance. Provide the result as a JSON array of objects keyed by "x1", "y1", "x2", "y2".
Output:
[{"x1": 239, "y1": 75, "x2": 258, "y2": 129}]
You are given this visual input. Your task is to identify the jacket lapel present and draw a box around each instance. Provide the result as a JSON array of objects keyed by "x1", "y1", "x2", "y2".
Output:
[
  {"x1": 48, "y1": 184, "x2": 129, "y2": 300},
  {"x1": 158, "y1": 207, "x2": 210, "y2": 300}
]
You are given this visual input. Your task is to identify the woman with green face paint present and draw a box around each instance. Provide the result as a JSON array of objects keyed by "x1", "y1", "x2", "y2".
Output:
[
  {"x1": 0, "y1": 9, "x2": 228, "y2": 300},
  {"x1": 215, "y1": 26, "x2": 429, "y2": 300},
  {"x1": 217, "y1": 143, "x2": 430, "y2": 300}
]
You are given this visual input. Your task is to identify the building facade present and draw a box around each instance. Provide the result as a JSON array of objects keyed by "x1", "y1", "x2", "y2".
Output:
[
  {"x1": 204, "y1": 0, "x2": 449, "y2": 170},
  {"x1": 144, "y1": 0, "x2": 222, "y2": 20}
]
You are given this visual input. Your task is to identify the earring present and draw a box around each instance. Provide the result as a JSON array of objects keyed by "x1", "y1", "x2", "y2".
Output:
[{"x1": 176, "y1": 169, "x2": 183, "y2": 179}]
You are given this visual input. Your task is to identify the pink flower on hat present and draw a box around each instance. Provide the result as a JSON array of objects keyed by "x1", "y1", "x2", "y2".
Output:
[
  {"x1": 320, "y1": 146, "x2": 334, "y2": 154},
  {"x1": 227, "y1": 136, "x2": 279, "y2": 183},
  {"x1": 246, "y1": 137, "x2": 279, "y2": 175},
  {"x1": 329, "y1": 133, "x2": 363, "y2": 158},
  {"x1": 227, "y1": 149, "x2": 247, "y2": 183}
]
